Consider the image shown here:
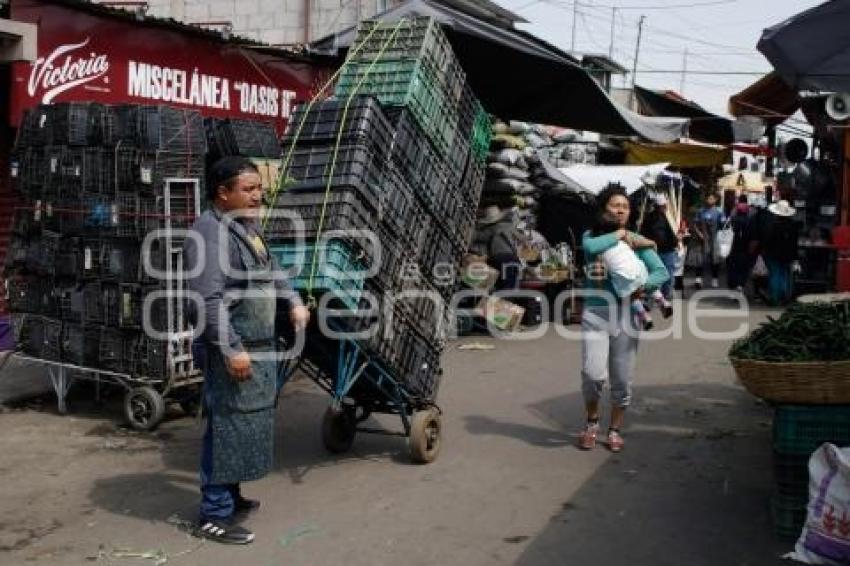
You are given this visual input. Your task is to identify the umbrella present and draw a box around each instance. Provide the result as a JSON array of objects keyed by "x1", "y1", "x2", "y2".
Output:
[{"x1": 758, "y1": 0, "x2": 850, "y2": 92}]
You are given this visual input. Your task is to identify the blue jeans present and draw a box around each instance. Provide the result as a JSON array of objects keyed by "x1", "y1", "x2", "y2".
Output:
[
  {"x1": 765, "y1": 258, "x2": 792, "y2": 305},
  {"x1": 658, "y1": 250, "x2": 678, "y2": 299},
  {"x1": 194, "y1": 339, "x2": 239, "y2": 522}
]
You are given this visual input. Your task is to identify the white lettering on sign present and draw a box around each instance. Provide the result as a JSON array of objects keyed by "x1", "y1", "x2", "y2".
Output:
[
  {"x1": 128, "y1": 61, "x2": 231, "y2": 110},
  {"x1": 28, "y1": 38, "x2": 110, "y2": 103}
]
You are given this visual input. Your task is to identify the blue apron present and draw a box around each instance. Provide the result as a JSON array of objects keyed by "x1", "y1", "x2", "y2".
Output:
[{"x1": 204, "y1": 220, "x2": 278, "y2": 485}]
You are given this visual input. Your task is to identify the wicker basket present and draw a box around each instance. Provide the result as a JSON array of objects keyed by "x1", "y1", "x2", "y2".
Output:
[{"x1": 731, "y1": 357, "x2": 850, "y2": 404}]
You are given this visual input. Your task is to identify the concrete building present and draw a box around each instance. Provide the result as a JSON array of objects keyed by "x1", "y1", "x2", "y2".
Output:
[{"x1": 134, "y1": 0, "x2": 520, "y2": 47}]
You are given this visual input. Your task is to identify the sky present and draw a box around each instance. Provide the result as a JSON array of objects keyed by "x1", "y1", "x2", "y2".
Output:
[{"x1": 491, "y1": 0, "x2": 825, "y2": 118}]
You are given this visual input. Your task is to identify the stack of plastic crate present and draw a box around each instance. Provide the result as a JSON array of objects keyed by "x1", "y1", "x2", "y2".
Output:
[{"x1": 771, "y1": 405, "x2": 850, "y2": 538}]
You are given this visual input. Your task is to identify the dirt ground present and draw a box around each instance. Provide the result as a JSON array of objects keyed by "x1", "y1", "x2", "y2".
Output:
[{"x1": 0, "y1": 300, "x2": 798, "y2": 565}]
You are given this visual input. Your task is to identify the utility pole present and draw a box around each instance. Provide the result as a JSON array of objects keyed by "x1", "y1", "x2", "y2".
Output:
[
  {"x1": 679, "y1": 48, "x2": 688, "y2": 95},
  {"x1": 571, "y1": 1, "x2": 579, "y2": 52},
  {"x1": 608, "y1": 7, "x2": 617, "y2": 58},
  {"x1": 628, "y1": 15, "x2": 646, "y2": 109}
]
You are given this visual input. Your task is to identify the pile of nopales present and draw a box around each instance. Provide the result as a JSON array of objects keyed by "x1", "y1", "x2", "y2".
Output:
[{"x1": 729, "y1": 301, "x2": 850, "y2": 362}]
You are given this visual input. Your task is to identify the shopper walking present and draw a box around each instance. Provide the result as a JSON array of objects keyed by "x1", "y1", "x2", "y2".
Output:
[
  {"x1": 692, "y1": 192, "x2": 725, "y2": 288},
  {"x1": 760, "y1": 199, "x2": 799, "y2": 305},
  {"x1": 184, "y1": 157, "x2": 310, "y2": 544},
  {"x1": 640, "y1": 194, "x2": 678, "y2": 300},
  {"x1": 578, "y1": 184, "x2": 669, "y2": 452},
  {"x1": 726, "y1": 194, "x2": 755, "y2": 292}
]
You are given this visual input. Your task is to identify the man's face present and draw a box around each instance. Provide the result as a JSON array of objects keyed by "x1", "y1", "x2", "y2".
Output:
[
  {"x1": 217, "y1": 171, "x2": 263, "y2": 219},
  {"x1": 706, "y1": 195, "x2": 717, "y2": 207}
]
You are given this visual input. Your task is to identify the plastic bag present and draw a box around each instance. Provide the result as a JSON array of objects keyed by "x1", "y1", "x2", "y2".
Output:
[
  {"x1": 752, "y1": 255, "x2": 768, "y2": 277},
  {"x1": 787, "y1": 444, "x2": 850, "y2": 564},
  {"x1": 714, "y1": 222, "x2": 734, "y2": 259}
]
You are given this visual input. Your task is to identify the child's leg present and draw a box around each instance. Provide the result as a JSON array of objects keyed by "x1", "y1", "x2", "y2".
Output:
[
  {"x1": 650, "y1": 290, "x2": 674, "y2": 318},
  {"x1": 631, "y1": 298, "x2": 653, "y2": 329}
]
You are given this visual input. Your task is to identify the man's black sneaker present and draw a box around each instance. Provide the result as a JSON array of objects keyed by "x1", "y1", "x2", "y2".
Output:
[
  {"x1": 194, "y1": 520, "x2": 255, "y2": 544},
  {"x1": 234, "y1": 497, "x2": 260, "y2": 517},
  {"x1": 661, "y1": 304, "x2": 674, "y2": 319}
]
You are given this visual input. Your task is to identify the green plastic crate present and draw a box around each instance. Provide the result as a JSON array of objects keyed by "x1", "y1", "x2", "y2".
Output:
[
  {"x1": 470, "y1": 101, "x2": 492, "y2": 161},
  {"x1": 771, "y1": 493, "x2": 807, "y2": 539},
  {"x1": 773, "y1": 405, "x2": 850, "y2": 456},
  {"x1": 334, "y1": 58, "x2": 458, "y2": 157},
  {"x1": 270, "y1": 240, "x2": 366, "y2": 311},
  {"x1": 349, "y1": 18, "x2": 455, "y2": 76}
]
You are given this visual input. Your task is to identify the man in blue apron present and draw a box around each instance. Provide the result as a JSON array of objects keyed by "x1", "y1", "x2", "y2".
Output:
[{"x1": 185, "y1": 157, "x2": 310, "y2": 544}]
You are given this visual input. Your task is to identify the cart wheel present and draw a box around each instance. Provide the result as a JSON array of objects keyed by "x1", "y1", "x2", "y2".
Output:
[
  {"x1": 124, "y1": 387, "x2": 166, "y2": 431},
  {"x1": 409, "y1": 408, "x2": 442, "y2": 464},
  {"x1": 321, "y1": 406, "x2": 356, "y2": 454}
]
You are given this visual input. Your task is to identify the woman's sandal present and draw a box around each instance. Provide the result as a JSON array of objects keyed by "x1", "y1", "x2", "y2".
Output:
[
  {"x1": 578, "y1": 424, "x2": 599, "y2": 450},
  {"x1": 607, "y1": 430, "x2": 624, "y2": 453}
]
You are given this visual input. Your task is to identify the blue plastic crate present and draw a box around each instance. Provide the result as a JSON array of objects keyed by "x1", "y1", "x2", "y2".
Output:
[{"x1": 270, "y1": 241, "x2": 366, "y2": 311}]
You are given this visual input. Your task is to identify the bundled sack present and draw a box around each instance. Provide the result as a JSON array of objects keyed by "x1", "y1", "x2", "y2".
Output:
[
  {"x1": 787, "y1": 444, "x2": 850, "y2": 565},
  {"x1": 488, "y1": 148, "x2": 527, "y2": 168},
  {"x1": 491, "y1": 134, "x2": 527, "y2": 151},
  {"x1": 486, "y1": 162, "x2": 530, "y2": 181},
  {"x1": 484, "y1": 178, "x2": 536, "y2": 196}
]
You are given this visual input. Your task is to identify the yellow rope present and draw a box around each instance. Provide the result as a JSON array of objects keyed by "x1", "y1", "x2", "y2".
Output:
[
  {"x1": 262, "y1": 20, "x2": 393, "y2": 231},
  {"x1": 304, "y1": 18, "x2": 410, "y2": 307}
]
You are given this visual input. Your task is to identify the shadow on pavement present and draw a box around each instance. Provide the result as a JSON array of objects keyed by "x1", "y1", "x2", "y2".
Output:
[{"x1": 466, "y1": 382, "x2": 792, "y2": 565}]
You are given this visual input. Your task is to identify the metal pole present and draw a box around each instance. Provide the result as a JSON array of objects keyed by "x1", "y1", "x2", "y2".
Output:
[
  {"x1": 608, "y1": 7, "x2": 616, "y2": 58},
  {"x1": 680, "y1": 48, "x2": 688, "y2": 94},
  {"x1": 571, "y1": 1, "x2": 579, "y2": 52},
  {"x1": 629, "y1": 15, "x2": 646, "y2": 109}
]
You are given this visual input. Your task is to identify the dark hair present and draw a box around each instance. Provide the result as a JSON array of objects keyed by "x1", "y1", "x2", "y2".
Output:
[
  {"x1": 206, "y1": 156, "x2": 260, "y2": 200},
  {"x1": 737, "y1": 194, "x2": 748, "y2": 204},
  {"x1": 592, "y1": 211, "x2": 621, "y2": 236},
  {"x1": 595, "y1": 182, "x2": 628, "y2": 213}
]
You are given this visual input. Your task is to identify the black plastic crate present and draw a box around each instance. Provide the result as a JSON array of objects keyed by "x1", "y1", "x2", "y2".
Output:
[
  {"x1": 137, "y1": 151, "x2": 205, "y2": 195},
  {"x1": 61, "y1": 323, "x2": 100, "y2": 366},
  {"x1": 113, "y1": 147, "x2": 142, "y2": 193},
  {"x1": 228, "y1": 119, "x2": 281, "y2": 158},
  {"x1": 459, "y1": 153, "x2": 486, "y2": 210},
  {"x1": 19, "y1": 315, "x2": 46, "y2": 357},
  {"x1": 50, "y1": 102, "x2": 104, "y2": 146},
  {"x1": 111, "y1": 105, "x2": 141, "y2": 146},
  {"x1": 774, "y1": 451, "x2": 809, "y2": 498},
  {"x1": 101, "y1": 239, "x2": 141, "y2": 281},
  {"x1": 116, "y1": 193, "x2": 144, "y2": 238},
  {"x1": 399, "y1": 328, "x2": 442, "y2": 401},
  {"x1": 29, "y1": 231, "x2": 61, "y2": 275},
  {"x1": 138, "y1": 106, "x2": 207, "y2": 154},
  {"x1": 11, "y1": 207, "x2": 37, "y2": 237},
  {"x1": 82, "y1": 282, "x2": 105, "y2": 325},
  {"x1": 264, "y1": 190, "x2": 373, "y2": 244},
  {"x1": 6, "y1": 235, "x2": 30, "y2": 270},
  {"x1": 11, "y1": 148, "x2": 47, "y2": 197},
  {"x1": 54, "y1": 237, "x2": 84, "y2": 279},
  {"x1": 58, "y1": 286, "x2": 85, "y2": 324},
  {"x1": 284, "y1": 97, "x2": 393, "y2": 157},
  {"x1": 128, "y1": 335, "x2": 168, "y2": 380},
  {"x1": 284, "y1": 143, "x2": 387, "y2": 205},
  {"x1": 14, "y1": 107, "x2": 52, "y2": 148},
  {"x1": 98, "y1": 326, "x2": 132, "y2": 372},
  {"x1": 7, "y1": 276, "x2": 42, "y2": 313}
]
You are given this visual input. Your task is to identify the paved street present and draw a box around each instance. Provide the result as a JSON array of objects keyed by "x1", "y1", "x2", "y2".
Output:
[{"x1": 0, "y1": 300, "x2": 795, "y2": 565}]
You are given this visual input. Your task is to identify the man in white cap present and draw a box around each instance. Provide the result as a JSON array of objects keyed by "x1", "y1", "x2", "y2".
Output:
[{"x1": 640, "y1": 194, "x2": 679, "y2": 299}]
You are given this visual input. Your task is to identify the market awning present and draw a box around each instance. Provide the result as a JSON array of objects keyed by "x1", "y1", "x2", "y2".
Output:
[
  {"x1": 728, "y1": 72, "x2": 800, "y2": 126},
  {"x1": 634, "y1": 85, "x2": 732, "y2": 144},
  {"x1": 311, "y1": 0, "x2": 688, "y2": 143},
  {"x1": 758, "y1": 0, "x2": 850, "y2": 93},
  {"x1": 556, "y1": 163, "x2": 671, "y2": 196},
  {"x1": 624, "y1": 140, "x2": 731, "y2": 168}
]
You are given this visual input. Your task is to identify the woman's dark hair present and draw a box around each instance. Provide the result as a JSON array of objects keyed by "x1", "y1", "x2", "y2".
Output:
[
  {"x1": 593, "y1": 183, "x2": 629, "y2": 234},
  {"x1": 738, "y1": 194, "x2": 748, "y2": 204},
  {"x1": 206, "y1": 156, "x2": 260, "y2": 200},
  {"x1": 595, "y1": 182, "x2": 629, "y2": 213}
]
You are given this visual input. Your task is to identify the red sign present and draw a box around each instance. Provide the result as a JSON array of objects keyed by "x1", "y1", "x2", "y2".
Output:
[{"x1": 9, "y1": 0, "x2": 331, "y2": 132}]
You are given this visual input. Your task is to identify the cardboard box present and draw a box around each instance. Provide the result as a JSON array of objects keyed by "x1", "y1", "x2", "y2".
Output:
[
  {"x1": 477, "y1": 296, "x2": 525, "y2": 332},
  {"x1": 250, "y1": 157, "x2": 283, "y2": 192},
  {"x1": 461, "y1": 256, "x2": 499, "y2": 291}
]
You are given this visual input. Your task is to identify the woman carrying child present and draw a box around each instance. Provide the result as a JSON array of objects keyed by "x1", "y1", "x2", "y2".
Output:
[{"x1": 577, "y1": 184, "x2": 670, "y2": 452}]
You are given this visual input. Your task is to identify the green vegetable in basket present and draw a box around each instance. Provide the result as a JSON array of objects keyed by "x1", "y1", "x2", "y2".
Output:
[{"x1": 729, "y1": 301, "x2": 850, "y2": 362}]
